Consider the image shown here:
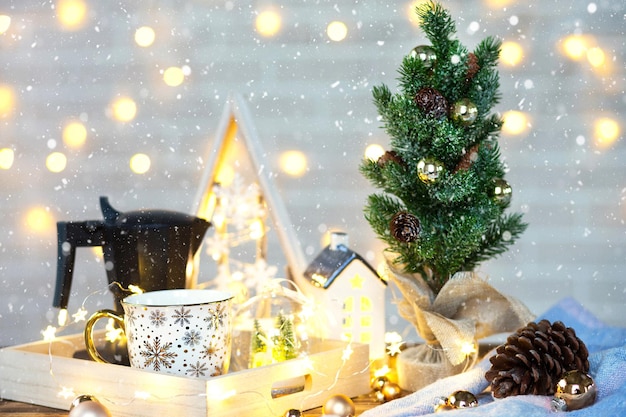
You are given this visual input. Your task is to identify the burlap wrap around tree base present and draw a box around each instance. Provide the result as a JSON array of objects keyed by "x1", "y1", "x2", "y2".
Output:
[{"x1": 385, "y1": 261, "x2": 535, "y2": 392}]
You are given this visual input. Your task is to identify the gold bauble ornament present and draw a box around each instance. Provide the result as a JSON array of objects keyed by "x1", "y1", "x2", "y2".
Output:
[
  {"x1": 417, "y1": 158, "x2": 444, "y2": 184},
  {"x1": 493, "y1": 178, "x2": 512, "y2": 205},
  {"x1": 68, "y1": 395, "x2": 112, "y2": 417},
  {"x1": 284, "y1": 409, "x2": 303, "y2": 417},
  {"x1": 452, "y1": 98, "x2": 478, "y2": 126},
  {"x1": 446, "y1": 390, "x2": 478, "y2": 408},
  {"x1": 382, "y1": 381, "x2": 403, "y2": 402},
  {"x1": 322, "y1": 394, "x2": 356, "y2": 417},
  {"x1": 551, "y1": 370, "x2": 597, "y2": 411},
  {"x1": 370, "y1": 375, "x2": 389, "y2": 391},
  {"x1": 410, "y1": 45, "x2": 437, "y2": 68}
]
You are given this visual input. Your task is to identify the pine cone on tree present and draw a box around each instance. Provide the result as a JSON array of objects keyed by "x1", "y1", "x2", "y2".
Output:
[
  {"x1": 377, "y1": 150, "x2": 406, "y2": 168},
  {"x1": 453, "y1": 144, "x2": 479, "y2": 173},
  {"x1": 485, "y1": 320, "x2": 590, "y2": 398},
  {"x1": 414, "y1": 87, "x2": 448, "y2": 119},
  {"x1": 465, "y1": 52, "x2": 480, "y2": 81},
  {"x1": 390, "y1": 211, "x2": 421, "y2": 243}
]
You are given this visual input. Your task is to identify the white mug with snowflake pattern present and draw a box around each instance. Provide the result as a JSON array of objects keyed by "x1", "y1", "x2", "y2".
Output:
[{"x1": 85, "y1": 289, "x2": 233, "y2": 378}]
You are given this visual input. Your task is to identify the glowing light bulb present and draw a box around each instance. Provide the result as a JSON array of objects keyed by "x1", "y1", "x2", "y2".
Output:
[
  {"x1": 46, "y1": 151, "x2": 67, "y2": 173},
  {"x1": 0, "y1": 148, "x2": 14, "y2": 169},
  {"x1": 279, "y1": 150, "x2": 308, "y2": 177},
  {"x1": 129, "y1": 153, "x2": 151, "y2": 174},
  {"x1": 57, "y1": 309, "x2": 68, "y2": 326},
  {"x1": 62, "y1": 121, "x2": 87, "y2": 148},
  {"x1": 111, "y1": 96, "x2": 137, "y2": 122},
  {"x1": 255, "y1": 10, "x2": 281, "y2": 37},
  {"x1": 485, "y1": 0, "x2": 515, "y2": 6},
  {"x1": 41, "y1": 325, "x2": 57, "y2": 341},
  {"x1": 502, "y1": 110, "x2": 530, "y2": 136},
  {"x1": 500, "y1": 41, "x2": 524, "y2": 67},
  {"x1": 460, "y1": 341, "x2": 477, "y2": 356},
  {"x1": 364, "y1": 143, "x2": 385, "y2": 161},
  {"x1": 407, "y1": 1, "x2": 430, "y2": 26},
  {"x1": 0, "y1": 14, "x2": 11, "y2": 34},
  {"x1": 163, "y1": 66, "x2": 185, "y2": 87},
  {"x1": 25, "y1": 206, "x2": 55, "y2": 234},
  {"x1": 593, "y1": 117, "x2": 620, "y2": 149},
  {"x1": 249, "y1": 218, "x2": 265, "y2": 240},
  {"x1": 134, "y1": 26, "x2": 155, "y2": 47},
  {"x1": 72, "y1": 307, "x2": 88, "y2": 322},
  {"x1": 58, "y1": 387, "x2": 76, "y2": 400},
  {"x1": 0, "y1": 84, "x2": 15, "y2": 118},
  {"x1": 56, "y1": 0, "x2": 87, "y2": 30},
  {"x1": 327, "y1": 21, "x2": 348, "y2": 42}
]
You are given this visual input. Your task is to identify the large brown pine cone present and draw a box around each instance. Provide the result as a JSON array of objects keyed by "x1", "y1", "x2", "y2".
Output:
[
  {"x1": 485, "y1": 320, "x2": 590, "y2": 398},
  {"x1": 414, "y1": 87, "x2": 448, "y2": 119}
]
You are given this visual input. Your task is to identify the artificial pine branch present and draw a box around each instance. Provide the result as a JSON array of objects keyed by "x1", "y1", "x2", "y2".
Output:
[{"x1": 361, "y1": 2, "x2": 527, "y2": 294}]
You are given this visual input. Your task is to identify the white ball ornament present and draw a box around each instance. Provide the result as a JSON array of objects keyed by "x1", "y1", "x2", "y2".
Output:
[{"x1": 68, "y1": 395, "x2": 112, "y2": 417}]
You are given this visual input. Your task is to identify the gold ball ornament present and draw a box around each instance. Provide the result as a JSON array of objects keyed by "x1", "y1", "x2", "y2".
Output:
[
  {"x1": 452, "y1": 98, "x2": 478, "y2": 126},
  {"x1": 493, "y1": 178, "x2": 512, "y2": 205},
  {"x1": 417, "y1": 158, "x2": 444, "y2": 184},
  {"x1": 322, "y1": 394, "x2": 356, "y2": 417},
  {"x1": 446, "y1": 390, "x2": 478, "y2": 408},
  {"x1": 370, "y1": 375, "x2": 389, "y2": 391},
  {"x1": 284, "y1": 409, "x2": 303, "y2": 417},
  {"x1": 410, "y1": 45, "x2": 437, "y2": 68},
  {"x1": 551, "y1": 370, "x2": 597, "y2": 411},
  {"x1": 68, "y1": 395, "x2": 112, "y2": 417},
  {"x1": 382, "y1": 381, "x2": 402, "y2": 402}
]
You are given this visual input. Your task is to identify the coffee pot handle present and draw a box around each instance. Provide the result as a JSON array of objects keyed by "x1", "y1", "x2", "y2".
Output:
[{"x1": 84, "y1": 309, "x2": 125, "y2": 364}]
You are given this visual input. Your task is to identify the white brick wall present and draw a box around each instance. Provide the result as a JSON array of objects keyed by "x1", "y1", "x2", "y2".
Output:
[{"x1": 0, "y1": 1, "x2": 624, "y2": 346}]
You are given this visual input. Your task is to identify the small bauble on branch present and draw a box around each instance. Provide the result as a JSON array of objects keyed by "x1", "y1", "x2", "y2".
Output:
[
  {"x1": 417, "y1": 157, "x2": 444, "y2": 184},
  {"x1": 451, "y1": 98, "x2": 478, "y2": 126},
  {"x1": 414, "y1": 87, "x2": 448, "y2": 119},
  {"x1": 410, "y1": 44, "x2": 437, "y2": 69},
  {"x1": 492, "y1": 178, "x2": 512, "y2": 206},
  {"x1": 485, "y1": 320, "x2": 590, "y2": 398},
  {"x1": 390, "y1": 211, "x2": 421, "y2": 243}
]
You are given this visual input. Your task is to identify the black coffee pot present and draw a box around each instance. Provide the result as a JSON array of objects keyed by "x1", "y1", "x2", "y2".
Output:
[{"x1": 53, "y1": 196, "x2": 210, "y2": 313}]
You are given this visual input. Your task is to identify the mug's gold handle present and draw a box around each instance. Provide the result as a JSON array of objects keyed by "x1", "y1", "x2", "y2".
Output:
[{"x1": 84, "y1": 309, "x2": 124, "y2": 364}]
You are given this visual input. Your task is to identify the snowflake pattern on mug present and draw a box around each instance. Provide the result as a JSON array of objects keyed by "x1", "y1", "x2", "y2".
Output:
[
  {"x1": 186, "y1": 361, "x2": 209, "y2": 377},
  {"x1": 149, "y1": 309, "x2": 167, "y2": 327},
  {"x1": 204, "y1": 303, "x2": 228, "y2": 330},
  {"x1": 172, "y1": 307, "x2": 193, "y2": 327},
  {"x1": 182, "y1": 329, "x2": 203, "y2": 347},
  {"x1": 140, "y1": 337, "x2": 177, "y2": 371}
]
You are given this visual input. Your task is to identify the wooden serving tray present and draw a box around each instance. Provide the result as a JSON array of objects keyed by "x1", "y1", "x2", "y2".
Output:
[{"x1": 0, "y1": 333, "x2": 370, "y2": 416}]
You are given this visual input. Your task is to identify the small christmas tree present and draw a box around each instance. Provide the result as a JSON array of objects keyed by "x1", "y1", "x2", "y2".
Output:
[{"x1": 360, "y1": 1, "x2": 527, "y2": 294}]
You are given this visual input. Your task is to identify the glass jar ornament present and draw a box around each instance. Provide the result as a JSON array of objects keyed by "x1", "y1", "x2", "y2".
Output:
[{"x1": 231, "y1": 279, "x2": 311, "y2": 370}]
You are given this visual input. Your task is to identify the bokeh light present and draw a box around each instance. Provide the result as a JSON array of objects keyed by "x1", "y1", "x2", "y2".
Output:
[
  {"x1": 406, "y1": 1, "x2": 430, "y2": 26},
  {"x1": 593, "y1": 117, "x2": 620, "y2": 149},
  {"x1": 0, "y1": 14, "x2": 11, "y2": 34},
  {"x1": 364, "y1": 144, "x2": 385, "y2": 162},
  {"x1": 46, "y1": 152, "x2": 67, "y2": 173},
  {"x1": 163, "y1": 66, "x2": 185, "y2": 87},
  {"x1": 500, "y1": 41, "x2": 524, "y2": 67},
  {"x1": 62, "y1": 121, "x2": 87, "y2": 148},
  {"x1": 279, "y1": 150, "x2": 308, "y2": 177},
  {"x1": 0, "y1": 148, "x2": 14, "y2": 169},
  {"x1": 56, "y1": 0, "x2": 87, "y2": 30},
  {"x1": 134, "y1": 26, "x2": 156, "y2": 47},
  {"x1": 560, "y1": 34, "x2": 592, "y2": 61},
  {"x1": 485, "y1": 0, "x2": 515, "y2": 7},
  {"x1": 0, "y1": 84, "x2": 15, "y2": 118},
  {"x1": 24, "y1": 207, "x2": 56, "y2": 234},
  {"x1": 327, "y1": 21, "x2": 348, "y2": 42},
  {"x1": 130, "y1": 153, "x2": 151, "y2": 174},
  {"x1": 586, "y1": 47, "x2": 605, "y2": 68},
  {"x1": 255, "y1": 10, "x2": 281, "y2": 37},
  {"x1": 111, "y1": 97, "x2": 137, "y2": 122},
  {"x1": 502, "y1": 110, "x2": 531, "y2": 136}
]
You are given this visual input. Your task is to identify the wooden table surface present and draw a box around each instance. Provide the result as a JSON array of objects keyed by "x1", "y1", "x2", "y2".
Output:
[{"x1": 0, "y1": 394, "x2": 383, "y2": 416}]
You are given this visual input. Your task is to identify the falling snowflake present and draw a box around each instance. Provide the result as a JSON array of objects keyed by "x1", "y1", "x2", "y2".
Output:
[
  {"x1": 204, "y1": 303, "x2": 227, "y2": 330},
  {"x1": 149, "y1": 310, "x2": 167, "y2": 327},
  {"x1": 182, "y1": 329, "x2": 202, "y2": 347},
  {"x1": 140, "y1": 337, "x2": 177, "y2": 371},
  {"x1": 172, "y1": 307, "x2": 193, "y2": 327},
  {"x1": 186, "y1": 361, "x2": 209, "y2": 378}
]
